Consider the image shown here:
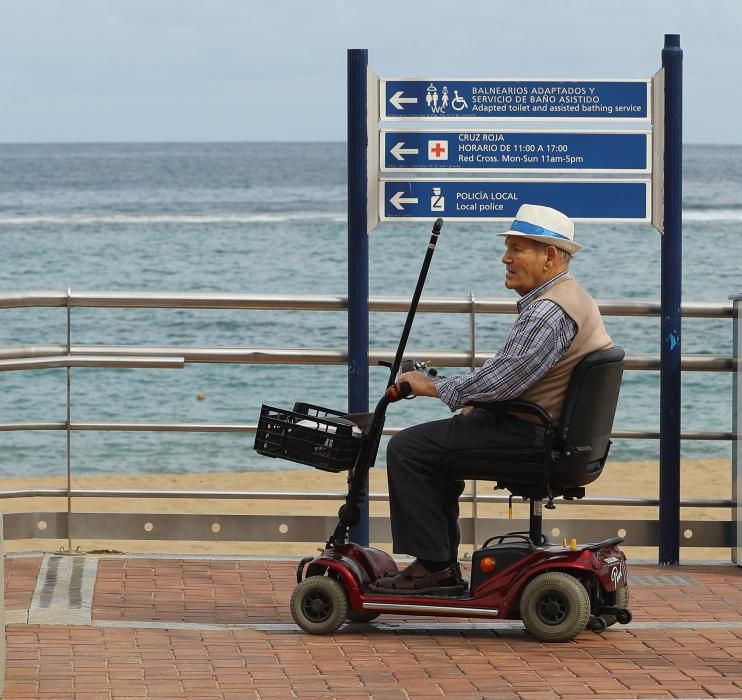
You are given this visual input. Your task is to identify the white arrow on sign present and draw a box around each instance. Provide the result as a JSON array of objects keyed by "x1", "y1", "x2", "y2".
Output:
[
  {"x1": 390, "y1": 142, "x2": 420, "y2": 161},
  {"x1": 389, "y1": 91, "x2": 418, "y2": 111},
  {"x1": 390, "y1": 192, "x2": 419, "y2": 211}
]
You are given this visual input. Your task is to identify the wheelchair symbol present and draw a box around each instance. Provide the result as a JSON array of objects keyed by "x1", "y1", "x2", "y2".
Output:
[{"x1": 451, "y1": 90, "x2": 468, "y2": 112}]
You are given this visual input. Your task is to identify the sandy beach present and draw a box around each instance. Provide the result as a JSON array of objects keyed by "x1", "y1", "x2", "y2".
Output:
[{"x1": 0, "y1": 458, "x2": 733, "y2": 561}]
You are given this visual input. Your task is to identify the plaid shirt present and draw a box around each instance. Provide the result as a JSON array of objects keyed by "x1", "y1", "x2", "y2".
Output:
[{"x1": 435, "y1": 271, "x2": 577, "y2": 411}]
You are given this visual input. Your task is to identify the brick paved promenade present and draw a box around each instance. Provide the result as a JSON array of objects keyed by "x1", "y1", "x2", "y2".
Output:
[{"x1": 4, "y1": 554, "x2": 742, "y2": 698}]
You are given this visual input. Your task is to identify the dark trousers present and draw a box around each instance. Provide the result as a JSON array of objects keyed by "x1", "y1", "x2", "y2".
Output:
[{"x1": 386, "y1": 410, "x2": 544, "y2": 561}]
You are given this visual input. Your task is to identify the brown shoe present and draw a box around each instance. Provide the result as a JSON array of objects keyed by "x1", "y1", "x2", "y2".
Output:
[{"x1": 368, "y1": 560, "x2": 467, "y2": 596}]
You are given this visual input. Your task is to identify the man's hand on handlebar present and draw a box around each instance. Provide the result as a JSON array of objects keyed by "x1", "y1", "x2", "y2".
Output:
[{"x1": 397, "y1": 371, "x2": 439, "y2": 398}]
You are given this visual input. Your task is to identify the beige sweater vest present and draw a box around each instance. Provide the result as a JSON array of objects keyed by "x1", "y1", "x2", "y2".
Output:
[{"x1": 519, "y1": 275, "x2": 613, "y2": 424}]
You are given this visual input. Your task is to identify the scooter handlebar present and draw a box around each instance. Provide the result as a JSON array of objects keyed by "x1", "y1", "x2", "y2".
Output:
[{"x1": 385, "y1": 381, "x2": 413, "y2": 403}]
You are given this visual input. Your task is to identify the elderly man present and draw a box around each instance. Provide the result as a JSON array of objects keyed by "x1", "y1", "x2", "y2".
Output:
[{"x1": 370, "y1": 203, "x2": 613, "y2": 596}]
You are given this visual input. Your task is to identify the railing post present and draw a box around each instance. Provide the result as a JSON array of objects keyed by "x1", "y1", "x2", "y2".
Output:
[
  {"x1": 66, "y1": 288, "x2": 73, "y2": 553},
  {"x1": 347, "y1": 49, "x2": 370, "y2": 545},
  {"x1": 659, "y1": 34, "x2": 683, "y2": 565},
  {"x1": 469, "y1": 291, "x2": 479, "y2": 550},
  {"x1": 733, "y1": 294, "x2": 742, "y2": 564}
]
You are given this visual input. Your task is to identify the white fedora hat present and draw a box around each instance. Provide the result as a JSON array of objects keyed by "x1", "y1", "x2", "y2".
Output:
[{"x1": 497, "y1": 204, "x2": 582, "y2": 255}]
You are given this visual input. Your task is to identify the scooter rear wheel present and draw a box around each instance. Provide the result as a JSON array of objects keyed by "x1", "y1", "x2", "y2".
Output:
[
  {"x1": 290, "y1": 576, "x2": 348, "y2": 635},
  {"x1": 520, "y1": 571, "x2": 590, "y2": 643}
]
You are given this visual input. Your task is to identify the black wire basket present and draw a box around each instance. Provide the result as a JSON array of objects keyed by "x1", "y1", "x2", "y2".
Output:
[{"x1": 254, "y1": 402, "x2": 366, "y2": 473}]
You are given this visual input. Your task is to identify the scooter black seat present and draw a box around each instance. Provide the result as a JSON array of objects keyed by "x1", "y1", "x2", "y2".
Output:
[
  {"x1": 446, "y1": 346, "x2": 625, "y2": 503},
  {"x1": 445, "y1": 448, "x2": 544, "y2": 482}
]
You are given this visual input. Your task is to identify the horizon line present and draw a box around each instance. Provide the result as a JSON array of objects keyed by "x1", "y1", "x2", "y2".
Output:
[{"x1": 0, "y1": 139, "x2": 737, "y2": 148}]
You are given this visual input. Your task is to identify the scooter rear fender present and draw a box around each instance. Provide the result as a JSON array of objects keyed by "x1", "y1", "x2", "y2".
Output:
[{"x1": 476, "y1": 545, "x2": 627, "y2": 619}]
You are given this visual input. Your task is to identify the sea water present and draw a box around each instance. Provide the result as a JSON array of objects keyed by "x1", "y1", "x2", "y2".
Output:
[{"x1": 0, "y1": 142, "x2": 739, "y2": 477}]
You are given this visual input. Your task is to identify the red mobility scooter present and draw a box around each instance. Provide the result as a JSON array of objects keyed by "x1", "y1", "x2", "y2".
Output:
[{"x1": 254, "y1": 219, "x2": 631, "y2": 642}]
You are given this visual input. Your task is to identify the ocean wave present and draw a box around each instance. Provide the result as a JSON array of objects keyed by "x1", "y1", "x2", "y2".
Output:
[
  {"x1": 682, "y1": 208, "x2": 742, "y2": 222},
  {"x1": 2, "y1": 209, "x2": 742, "y2": 226},
  {"x1": 0, "y1": 212, "x2": 348, "y2": 226}
]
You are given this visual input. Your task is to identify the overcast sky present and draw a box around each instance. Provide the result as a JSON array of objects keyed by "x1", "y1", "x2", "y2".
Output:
[{"x1": 1, "y1": 0, "x2": 740, "y2": 144}]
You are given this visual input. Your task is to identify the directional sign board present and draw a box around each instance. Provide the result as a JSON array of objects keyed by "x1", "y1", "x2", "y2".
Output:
[
  {"x1": 381, "y1": 79, "x2": 650, "y2": 120},
  {"x1": 381, "y1": 130, "x2": 651, "y2": 173},
  {"x1": 381, "y1": 179, "x2": 651, "y2": 222}
]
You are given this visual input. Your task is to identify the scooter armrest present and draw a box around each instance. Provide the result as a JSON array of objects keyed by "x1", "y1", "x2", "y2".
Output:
[{"x1": 470, "y1": 399, "x2": 553, "y2": 428}]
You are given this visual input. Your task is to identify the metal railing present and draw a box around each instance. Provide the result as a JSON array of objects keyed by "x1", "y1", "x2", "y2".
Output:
[{"x1": 0, "y1": 290, "x2": 735, "y2": 551}]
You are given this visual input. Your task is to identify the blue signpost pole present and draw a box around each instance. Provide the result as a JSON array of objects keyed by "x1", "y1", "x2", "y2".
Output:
[
  {"x1": 659, "y1": 34, "x2": 683, "y2": 565},
  {"x1": 347, "y1": 49, "x2": 370, "y2": 546}
]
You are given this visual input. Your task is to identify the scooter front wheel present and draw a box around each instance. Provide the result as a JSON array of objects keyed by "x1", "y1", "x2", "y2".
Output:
[
  {"x1": 520, "y1": 571, "x2": 590, "y2": 643},
  {"x1": 290, "y1": 576, "x2": 348, "y2": 635}
]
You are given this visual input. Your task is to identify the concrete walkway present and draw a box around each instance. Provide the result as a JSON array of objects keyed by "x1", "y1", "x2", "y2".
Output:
[{"x1": 4, "y1": 553, "x2": 742, "y2": 698}]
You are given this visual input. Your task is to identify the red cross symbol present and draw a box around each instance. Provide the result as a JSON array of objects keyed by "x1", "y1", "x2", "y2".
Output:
[{"x1": 429, "y1": 141, "x2": 447, "y2": 159}]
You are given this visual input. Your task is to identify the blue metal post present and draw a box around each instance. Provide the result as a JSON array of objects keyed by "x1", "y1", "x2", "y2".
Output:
[
  {"x1": 659, "y1": 34, "x2": 683, "y2": 565},
  {"x1": 347, "y1": 49, "x2": 370, "y2": 545}
]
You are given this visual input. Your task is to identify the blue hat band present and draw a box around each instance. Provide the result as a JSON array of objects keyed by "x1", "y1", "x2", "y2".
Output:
[{"x1": 510, "y1": 219, "x2": 570, "y2": 241}]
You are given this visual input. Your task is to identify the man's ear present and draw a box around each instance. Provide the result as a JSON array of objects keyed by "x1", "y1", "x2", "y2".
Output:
[{"x1": 545, "y1": 244, "x2": 560, "y2": 268}]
